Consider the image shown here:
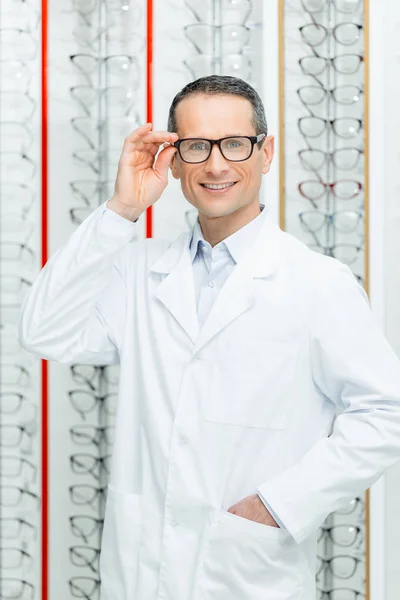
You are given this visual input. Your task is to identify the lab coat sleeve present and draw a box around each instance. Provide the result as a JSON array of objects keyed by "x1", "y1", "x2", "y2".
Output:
[
  {"x1": 257, "y1": 262, "x2": 400, "y2": 545},
  {"x1": 18, "y1": 201, "x2": 139, "y2": 365}
]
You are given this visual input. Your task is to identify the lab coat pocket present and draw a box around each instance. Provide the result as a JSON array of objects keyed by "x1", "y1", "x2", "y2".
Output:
[
  {"x1": 99, "y1": 486, "x2": 143, "y2": 600},
  {"x1": 206, "y1": 338, "x2": 300, "y2": 429},
  {"x1": 194, "y1": 507, "x2": 307, "y2": 600}
]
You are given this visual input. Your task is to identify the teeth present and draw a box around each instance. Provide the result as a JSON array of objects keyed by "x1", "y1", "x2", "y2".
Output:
[{"x1": 203, "y1": 182, "x2": 236, "y2": 190}]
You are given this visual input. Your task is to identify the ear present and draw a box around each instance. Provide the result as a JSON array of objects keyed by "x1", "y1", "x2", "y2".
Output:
[
  {"x1": 170, "y1": 151, "x2": 181, "y2": 180},
  {"x1": 262, "y1": 135, "x2": 275, "y2": 175}
]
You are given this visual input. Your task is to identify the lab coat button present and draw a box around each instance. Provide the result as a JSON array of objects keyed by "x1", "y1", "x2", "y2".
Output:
[
  {"x1": 179, "y1": 436, "x2": 187, "y2": 445},
  {"x1": 208, "y1": 280, "x2": 215, "y2": 288}
]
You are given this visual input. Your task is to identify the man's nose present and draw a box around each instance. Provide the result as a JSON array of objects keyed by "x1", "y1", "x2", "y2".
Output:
[{"x1": 204, "y1": 143, "x2": 229, "y2": 175}]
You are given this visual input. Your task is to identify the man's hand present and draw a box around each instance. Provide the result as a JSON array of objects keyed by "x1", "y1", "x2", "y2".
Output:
[{"x1": 227, "y1": 494, "x2": 280, "y2": 527}]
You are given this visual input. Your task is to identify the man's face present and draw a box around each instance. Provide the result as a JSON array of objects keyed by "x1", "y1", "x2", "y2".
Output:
[{"x1": 170, "y1": 93, "x2": 274, "y2": 219}]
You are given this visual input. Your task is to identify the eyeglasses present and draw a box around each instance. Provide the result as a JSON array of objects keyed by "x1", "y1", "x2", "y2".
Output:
[
  {"x1": 309, "y1": 243, "x2": 364, "y2": 265},
  {"x1": 297, "y1": 85, "x2": 363, "y2": 107},
  {"x1": 299, "y1": 148, "x2": 363, "y2": 171},
  {"x1": 69, "y1": 484, "x2": 107, "y2": 507},
  {"x1": 68, "y1": 390, "x2": 117, "y2": 420},
  {"x1": 70, "y1": 545, "x2": 100, "y2": 573},
  {"x1": 0, "y1": 60, "x2": 32, "y2": 93},
  {"x1": 69, "y1": 425, "x2": 115, "y2": 447},
  {"x1": 299, "y1": 54, "x2": 364, "y2": 76},
  {"x1": 1, "y1": 92, "x2": 36, "y2": 121},
  {"x1": 69, "y1": 515, "x2": 104, "y2": 544},
  {"x1": 316, "y1": 555, "x2": 363, "y2": 579},
  {"x1": 70, "y1": 364, "x2": 119, "y2": 390},
  {"x1": 318, "y1": 587, "x2": 366, "y2": 599},
  {"x1": 0, "y1": 547, "x2": 34, "y2": 570},
  {"x1": 0, "y1": 28, "x2": 37, "y2": 61},
  {"x1": 2, "y1": 122, "x2": 34, "y2": 153},
  {"x1": 299, "y1": 211, "x2": 363, "y2": 234},
  {"x1": 184, "y1": 23, "x2": 251, "y2": 55},
  {"x1": 70, "y1": 54, "x2": 140, "y2": 86},
  {"x1": 0, "y1": 485, "x2": 40, "y2": 509},
  {"x1": 71, "y1": 116, "x2": 140, "y2": 150},
  {"x1": 69, "y1": 576, "x2": 100, "y2": 600},
  {"x1": 70, "y1": 453, "x2": 112, "y2": 480},
  {"x1": 0, "y1": 424, "x2": 36, "y2": 451},
  {"x1": 0, "y1": 392, "x2": 36, "y2": 416},
  {"x1": 300, "y1": 23, "x2": 363, "y2": 47},
  {"x1": 1, "y1": 242, "x2": 35, "y2": 266},
  {"x1": 298, "y1": 180, "x2": 363, "y2": 201},
  {"x1": 0, "y1": 518, "x2": 37, "y2": 541},
  {"x1": 70, "y1": 86, "x2": 139, "y2": 118},
  {"x1": 1, "y1": 456, "x2": 37, "y2": 482},
  {"x1": 298, "y1": 117, "x2": 363, "y2": 139},
  {"x1": 317, "y1": 524, "x2": 362, "y2": 547},
  {"x1": 70, "y1": 180, "x2": 115, "y2": 206},
  {"x1": 0, "y1": 152, "x2": 36, "y2": 183},
  {"x1": 0, "y1": 579, "x2": 35, "y2": 600},
  {"x1": 301, "y1": 0, "x2": 363, "y2": 13},
  {"x1": 336, "y1": 496, "x2": 364, "y2": 515},
  {"x1": 183, "y1": 54, "x2": 252, "y2": 80},
  {"x1": 0, "y1": 363, "x2": 31, "y2": 387},
  {"x1": 184, "y1": 0, "x2": 253, "y2": 25},
  {"x1": 173, "y1": 134, "x2": 266, "y2": 164}
]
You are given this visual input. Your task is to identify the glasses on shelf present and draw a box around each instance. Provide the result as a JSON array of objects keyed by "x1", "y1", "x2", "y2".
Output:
[
  {"x1": 69, "y1": 515, "x2": 104, "y2": 545},
  {"x1": 0, "y1": 578, "x2": 35, "y2": 600},
  {"x1": 69, "y1": 576, "x2": 100, "y2": 600},
  {"x1": 299, "y1": 23, "x2": 363, "y2": 47},
  {"x1": 0, "y1": 363, "x2": 31, "y2": 387},
  {"x1": 0, "y1": 28, "x2": 37, "y2": 61},
  {"x1": 300, "y1": 0, "x2": 363, "y2": 14},
  {"x1": 0, "y1": 91, "x2": 36, "y2": 121},
  {"x1": 69, "y1": 425, "x2": 115, "y2": 447},
  {"x1": 297, "y1": 85, "x2": 363, "y2": 108},
  {"x1": 72, "y1": 148, "x2": 119, "y2": 175},
  {"x1": 299, "y1": 148, "x2": 363, "y2": 171},
  {"x1": 336, "y1": 496, "x2": 364, "y2": 515},
  {"x1": 0, "y1": 424, "x2": 36, "y2": 452},
  {"x1": 71, "y1": 116, "x2": 140, "y2": 150},
  {"x1": 0, "y1": 485, "x2": 40, "y2": 509},
  {"x1": 184, "y1": 23, "x2": 251, "y2": 55},
  {"x1": 70, "y1": 54, "x2": 140, "y2": 86},
  {"x1": 0, "y1": 152, "x2": 36, "y2": 183},
  {"x1": 2, "y1": 122, "x2": 34, "y2": 153},
  {"x1": 70, "y1": 364, "x2": 120, "y2": 390},
  {"x1": 70, "y1": 545, "x2": 100, "y2": 573},
  {"x1": 69, "y1": 86, "x2": 139, "y2": 118},
  {"x1": 317, "y1": 587, "x2": 366, "y2": 599},
  {"x1": 0, "y1": 60, "x2": 32, "y2": 93},
  {"x1": 184, "y1": 0, "x2": 253, "y2": 25},
  {"x1": 70, "y1": 453, "x2": 112, "y2": 480},
  {"x1": 1, "y1": 242, "x2": 35, "y2": 267},
  {"x1": 298, "y1": 116, "x2": 363, "y2": 139},
  {"x1": 299, "y1": 210, "x2": 363, "y2": 234},
  {"x1": 0, "y1": 518, "x2": 37, "y2": 541},
  {"x1": 299, "y1": 54, "x2": 364, "y2": 76},
  {"x1": 183, "y1": 54, "x2": 252, "y2": 80},
  {"x1": 309, "y1": 242, "x2": 364, "y2": 265},
  {"x1": 69, "y1": 484, "x2": 107, "y2": 507},
  {"x1": 0, "y1": 392, "x2": 36, "y2": 416},
  {"x1": 299, "y1": 180, "x2": 362, "y2": 202},
  {"x1": 68, "y1": 390, "x2": 117, "y2": 421},
  {"x1": 1, "y1": 456, "x2": 37, "y2": 483},
  {"x1": 317, "y1": 524, "x2": 363, "y2": 547},
  {"x1": 2, "y1": 184, "x2": 35, "y2": 218},
  {"x1": 0, "y1": 547, "x2": 34, "y2": 570},
  {"x1": 174, "y1": 134, "x2": 266, "y2": 164},
  {"x1": 316, "y1": 555, "x2": 363, "y2": 579},
  {"x1": 69, "y1": 180, "x2": 115, "y2": 206}
]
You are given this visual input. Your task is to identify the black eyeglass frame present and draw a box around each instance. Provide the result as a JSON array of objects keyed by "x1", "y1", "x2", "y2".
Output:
[{"x1": 173, "y1": 133, "x2": 267, "y2": 164}]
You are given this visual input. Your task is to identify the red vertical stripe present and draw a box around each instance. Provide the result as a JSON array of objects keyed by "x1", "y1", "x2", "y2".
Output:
[
  {"x1": 146, "y1": 0, "x2": 153, "y2": 239},
  {"x1": 40, "y1": 0, "x2": 49, "y2": 598}
]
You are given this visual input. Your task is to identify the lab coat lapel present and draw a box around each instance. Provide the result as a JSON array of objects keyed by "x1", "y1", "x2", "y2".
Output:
[{"x1": 149, "y1": 210, "x2": 281, "y2": 353}]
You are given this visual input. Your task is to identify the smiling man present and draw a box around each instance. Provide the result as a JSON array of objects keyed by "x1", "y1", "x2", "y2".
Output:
[{"x1": 19, "y1": 75, "x2": 400, "y2": 600}]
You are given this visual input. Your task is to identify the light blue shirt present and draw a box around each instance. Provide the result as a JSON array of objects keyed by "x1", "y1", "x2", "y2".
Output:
[{"x1": 189, "y1": 203, "x2": 286, "y2": 529}]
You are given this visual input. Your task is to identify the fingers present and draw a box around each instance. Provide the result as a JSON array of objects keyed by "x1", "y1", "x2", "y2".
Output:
[{"x1": 125, "y1": 123, "x2": 178, "y2": 148}]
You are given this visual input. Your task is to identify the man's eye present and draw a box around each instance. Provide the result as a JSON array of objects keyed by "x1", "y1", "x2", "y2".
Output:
[
  {"x1": 227, "y1": 140, "x2": 242, "y2": 148},
  {"x1": 189, "y1": 142, "x2": 207, "y2": 151}
]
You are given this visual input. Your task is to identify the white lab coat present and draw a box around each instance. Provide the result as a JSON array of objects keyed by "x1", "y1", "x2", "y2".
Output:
[{"x1": 19, "y1": 201, "x2": 400, "y2": 600}]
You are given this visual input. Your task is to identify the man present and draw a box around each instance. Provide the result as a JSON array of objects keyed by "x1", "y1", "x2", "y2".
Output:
[{"x1": 19, "y1": 75, "x2": 400, "y2": 600}]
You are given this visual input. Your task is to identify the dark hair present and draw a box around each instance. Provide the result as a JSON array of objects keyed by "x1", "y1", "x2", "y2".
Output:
[{"x1": 167, "y1": 75, "x2": 268, "y2": 147}]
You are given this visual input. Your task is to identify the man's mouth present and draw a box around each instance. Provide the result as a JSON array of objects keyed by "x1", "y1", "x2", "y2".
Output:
[{"x1": 200, "y1": 182, "x2": 238, "y2": 191}]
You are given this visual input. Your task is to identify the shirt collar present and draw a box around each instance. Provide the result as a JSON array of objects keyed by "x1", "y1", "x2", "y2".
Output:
[{"x1": 189, "y1": 204, "x2": 267, "y2": 265}]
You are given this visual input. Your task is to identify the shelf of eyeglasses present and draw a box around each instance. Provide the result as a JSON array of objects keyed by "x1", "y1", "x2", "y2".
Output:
[
  {"x1": 68, "y1": 576, "x2": 100, "y2": 600},
  {"x1": 316, "y1": 586, "x2": 366, "y2": 600},
  {"x1": 315, "y1": 551, "x2": 365, "y2": 583},
  {"x1": 183, "y1": 0, "x2": 256, "y2": 25},
  {"x1": 69, "y1": 54, "x2": 141, "y2": 87}
]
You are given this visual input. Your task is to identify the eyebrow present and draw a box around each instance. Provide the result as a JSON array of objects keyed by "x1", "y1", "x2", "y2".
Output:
[{"x1": 183, "y1": 133, "x2": 247, "y2": 138}]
